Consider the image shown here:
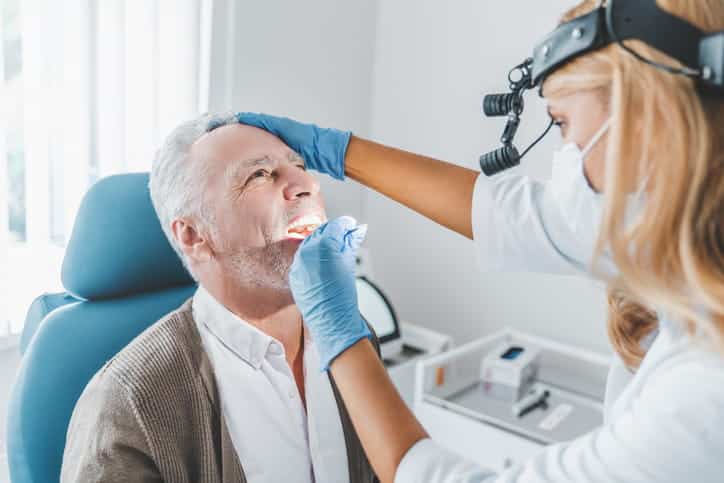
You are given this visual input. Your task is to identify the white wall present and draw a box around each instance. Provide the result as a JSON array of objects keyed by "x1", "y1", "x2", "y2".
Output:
[
  {"x1": 365, "y1": 0, "x2": 612, "y2": 354},
  {"x1": 207, "y1": 0, "x2": 380, "y2": 220}
]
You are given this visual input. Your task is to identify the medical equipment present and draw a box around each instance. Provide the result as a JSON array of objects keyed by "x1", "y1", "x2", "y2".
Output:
[
  {"x1": 356, "y1": 276, "x2": 403, "y2": 360},
  {"x1": 512, "y1": 387, "x2": 550, "y2": 418},
  {"x1": 480, "y1": 342, "x2": 540, "y2": 403},
  {"x1": 415, "y1": 330, "x2": 608, "y2": 472},
  {"x1": 353, "y1": 249, "x2": 453, "y2": 406},
  {"x1": 479, "y1": 0, "x2": 724, "y2": 176},
  {"x1": 353, "y1": 246, "x2": 405, "y2": 361},
  {"x1": 386, "y1": 322, "x2": 453, "y2": 408}
]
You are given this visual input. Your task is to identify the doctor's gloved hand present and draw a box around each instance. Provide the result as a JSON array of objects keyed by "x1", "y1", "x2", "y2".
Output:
[
  {"x1": 289, "y1": 216, "x2": 371, "y2": 371},
  {"x1": 236, "y1": 112, "x2": 351, "y2": 181}
]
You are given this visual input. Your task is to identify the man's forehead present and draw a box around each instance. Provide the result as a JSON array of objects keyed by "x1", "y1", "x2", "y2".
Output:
[{"x1": 191, "y1": 123, "x2": 290, "y2": 162}]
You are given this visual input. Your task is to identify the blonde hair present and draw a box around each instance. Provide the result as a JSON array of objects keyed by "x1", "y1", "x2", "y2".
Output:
[{"x1": 544, "y1": 0, "x2": 724, "y2": 368}]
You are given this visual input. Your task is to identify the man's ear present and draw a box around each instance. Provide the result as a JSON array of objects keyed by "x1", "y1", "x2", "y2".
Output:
[{"x1": 171, "y1": 218, "x2": 213, "y2": 264}]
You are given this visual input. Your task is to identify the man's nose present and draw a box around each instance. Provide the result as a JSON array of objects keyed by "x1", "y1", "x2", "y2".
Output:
[{"x1": 282, "y1": 166, "x2": 320, "y2": 200}]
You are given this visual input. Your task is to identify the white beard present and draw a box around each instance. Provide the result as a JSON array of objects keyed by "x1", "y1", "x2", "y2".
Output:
[{"x1": 224, "y1": 235, "x2": 292, "y2": 291}]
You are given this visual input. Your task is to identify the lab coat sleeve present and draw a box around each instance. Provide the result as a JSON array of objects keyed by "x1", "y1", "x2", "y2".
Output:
[
  {"x1": 472, "y1": 173, "x2": 594, "y2": 275},
  {"x1": 395, "y1": 439, "x2": 497, "y2": 483},
  {"x1": 395, "y1": 360, "x2": 724, "y2": 483}
]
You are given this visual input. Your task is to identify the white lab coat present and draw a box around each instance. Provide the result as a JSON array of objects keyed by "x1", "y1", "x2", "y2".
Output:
[{"x1": 395, "y1": 174, "x2": 724, "y2": 483}]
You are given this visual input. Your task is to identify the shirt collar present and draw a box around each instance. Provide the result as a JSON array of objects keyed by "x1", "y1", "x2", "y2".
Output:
[{"x1": 192, "y1": 285, "x2": 275, "y2": 370}]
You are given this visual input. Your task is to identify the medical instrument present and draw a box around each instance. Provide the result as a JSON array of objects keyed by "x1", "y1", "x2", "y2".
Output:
[
  {"x1": 480, "y1": 343, "x2": 540, "y2": 403},
  {"x1": 512, "y1": 387, "x2": 550, "y2": 418},
  {"x1": 289, "y1": 216, "x2": 371, "y2": 370},
  {"x1": 479, "y1": 0, "x2": 724, "y2": 176}
]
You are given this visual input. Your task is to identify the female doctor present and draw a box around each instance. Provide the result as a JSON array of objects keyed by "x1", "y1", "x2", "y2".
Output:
[{"x1": 239, "y1": 0, "x2": 724, "y2": 481}]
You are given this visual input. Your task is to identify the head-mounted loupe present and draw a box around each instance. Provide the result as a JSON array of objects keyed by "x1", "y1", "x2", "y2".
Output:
[{"x1": 480, "y1": 0, "x2": 724, "y2": 176}]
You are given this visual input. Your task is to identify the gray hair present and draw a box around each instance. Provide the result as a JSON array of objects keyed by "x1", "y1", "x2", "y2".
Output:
[{"x1": 149, "y1": 112, "x2": 239, "y2": 280}]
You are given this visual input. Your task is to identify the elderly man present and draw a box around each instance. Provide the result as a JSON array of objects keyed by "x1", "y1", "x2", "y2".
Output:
[{"x1": 60, "y1": 114, "x2": 378, "y2": 483}]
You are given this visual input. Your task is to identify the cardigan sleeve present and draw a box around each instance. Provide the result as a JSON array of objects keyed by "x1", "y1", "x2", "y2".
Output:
[{"x1": 60, "y1": 369, "x2": 162, "y2": 483}]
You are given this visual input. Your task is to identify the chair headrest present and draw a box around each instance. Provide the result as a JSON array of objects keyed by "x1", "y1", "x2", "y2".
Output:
[{"x1": 62, "y1": 173, "x2": 193, "y2": 300}]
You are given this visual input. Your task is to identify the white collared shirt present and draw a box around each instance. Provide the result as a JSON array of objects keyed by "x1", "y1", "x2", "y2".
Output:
[
  {"x1": 394, "y1": 174, "x2": 724, "y2": 483},
  {"x1": 192, "y1": 286, "x2": 350, "y2": 483}
]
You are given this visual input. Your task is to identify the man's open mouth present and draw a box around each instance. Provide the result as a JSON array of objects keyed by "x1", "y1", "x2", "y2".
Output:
[{"x1": 285, "y1": 214, "x2": 324, "y2": 240}]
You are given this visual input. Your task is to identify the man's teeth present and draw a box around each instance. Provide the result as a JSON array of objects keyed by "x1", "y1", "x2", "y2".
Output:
[
  {"x1": 287, "y1": 214, "x2": 323, "y2": 230},
  {"x1": 286, "y1": 214, "x2": 323, "y2": 237}
]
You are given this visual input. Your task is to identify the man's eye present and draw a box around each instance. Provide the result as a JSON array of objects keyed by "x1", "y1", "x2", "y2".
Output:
[
  {"x1": 297, "y1": 164, "x2": 306, "y2": 171},
  {"x1": 250, "y1": 169, "x2": 270, "y2": 180}
]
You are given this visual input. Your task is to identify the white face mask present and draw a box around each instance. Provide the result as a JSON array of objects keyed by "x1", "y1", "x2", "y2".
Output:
[{"x1": 549, "y1": 119, "x2": 612, "y2": 234}]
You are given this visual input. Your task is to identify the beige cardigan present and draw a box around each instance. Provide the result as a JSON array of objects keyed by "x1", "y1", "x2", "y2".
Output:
[{"x1": 60, "y1": 299, "x2": 378, "y2": 483}]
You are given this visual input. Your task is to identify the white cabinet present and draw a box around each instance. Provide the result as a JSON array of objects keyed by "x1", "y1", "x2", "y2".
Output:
[
  {"x1": 413, "y1": 329, "x2": 610, "y2": 471},
  {"x1": 384, "y1": 322, "x2": 453, "y2": 409}
]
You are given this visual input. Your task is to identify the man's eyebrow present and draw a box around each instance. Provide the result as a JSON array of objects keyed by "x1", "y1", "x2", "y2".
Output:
[
  {"x1": 223, "y1": 157, "x2": 269, "y2": 185},
  {"x1": 288, "y1": 151, "x2": 305, "y2": 165},
  {"x1": 223, "y1": 153, "x2": 303, "y2": 186}
]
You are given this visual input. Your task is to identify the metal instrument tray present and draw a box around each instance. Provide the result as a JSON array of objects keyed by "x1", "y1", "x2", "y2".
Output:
[{"x1": 427, "y1": 380, "x2": 602, "y2": 444}]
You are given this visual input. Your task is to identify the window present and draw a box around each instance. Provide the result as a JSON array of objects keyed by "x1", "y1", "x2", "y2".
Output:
[{"x1": 0, "y1": 0, "x2": 211, "y2": 339}]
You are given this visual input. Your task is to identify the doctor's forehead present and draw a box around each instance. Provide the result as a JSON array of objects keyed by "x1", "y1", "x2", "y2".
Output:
[{"x1": 546, "y1": 89, "x2": 609, "y2": 113}]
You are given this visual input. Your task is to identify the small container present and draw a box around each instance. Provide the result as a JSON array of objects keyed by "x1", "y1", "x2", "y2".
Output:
[{"x1": 480, "y1": 343, "x2": 540, "y2": 402}]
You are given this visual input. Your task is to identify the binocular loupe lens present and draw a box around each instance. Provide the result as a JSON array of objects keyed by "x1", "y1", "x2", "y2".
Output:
[
  {"x1": 482, "y1": 93, "x2": 523, "y2": 117},
  {"x1": 479, "y1": 144, "x2": 521, "y2": 176}
]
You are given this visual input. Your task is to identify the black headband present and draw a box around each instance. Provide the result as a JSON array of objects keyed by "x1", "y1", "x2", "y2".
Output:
[{"x1": 530, "y1": 0, "x2": 722, "y2": 91}]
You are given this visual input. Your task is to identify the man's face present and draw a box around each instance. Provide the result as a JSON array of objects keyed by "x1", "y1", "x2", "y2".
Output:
[{"x1": 190, "y1": 124, "x2": 327, "y2": 289}]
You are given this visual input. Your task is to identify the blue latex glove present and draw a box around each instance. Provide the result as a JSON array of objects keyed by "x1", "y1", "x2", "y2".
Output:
[
  {"x1": 236, "y1": 112, "x2": 351, "y2": 181},
  {"x1": 289, "y1": 216, "x2": 371, "y2": 370}
]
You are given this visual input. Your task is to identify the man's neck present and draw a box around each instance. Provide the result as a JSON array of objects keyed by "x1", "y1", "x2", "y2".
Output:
[
  {"x1": 216, "y1": 283, "x2": 307, "y2": 407},
  {"x1": 204, "y1": 280, "x2": 305, "y2": 379}
]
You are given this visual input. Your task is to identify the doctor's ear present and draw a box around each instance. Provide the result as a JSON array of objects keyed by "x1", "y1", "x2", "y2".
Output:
[{"x1": 171, "y1": 218, "x2": 214, "y2": 264}]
